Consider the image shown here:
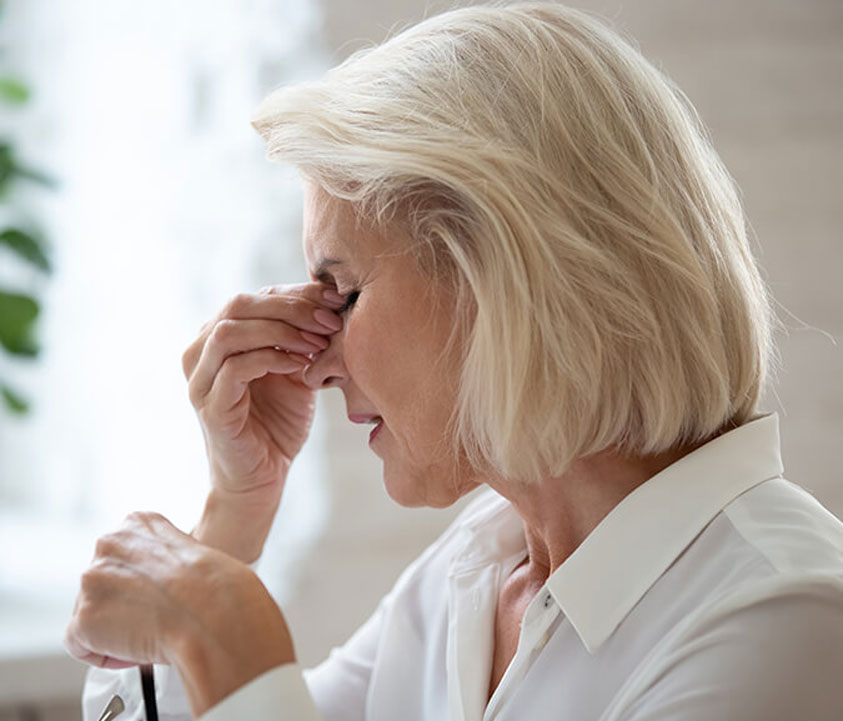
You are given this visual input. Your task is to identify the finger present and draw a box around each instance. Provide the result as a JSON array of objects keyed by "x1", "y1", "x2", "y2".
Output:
[
  {"x1": 120, "y1": 511, "x2": 188, "y2": 546},
  {"x1": 64, "y1": 624, "x2": 132, "y2": 668},
  {"x1": 64, "y1": 622, "x2": 100, "y2": 663},
  {"x1": 182, "y1": 288, "x2": 343, "y2": 379},
  {"x1": 256, "y1": 282, "x2": 347, "y2": 311},
  {"x1": 202, "y1": 348, "x2": 312, "y2": 417},
  {"x1": 91, "y1": 517, "x2": 184, "y2": 573},
  {"x1": 65, "y1": 610, "x2": 147, "y2": 670},
  {"x1": 227, "y1": 288, "x2": 344, "y2": 331},
  {"x1": 287, "y1": 364, "x2": 309, "y2": 387},
  {"x1": 188, "y1": 319, "x2": 326, "y2": 404},
  {"x1": 64, "y1": 569, "x2": 148, "y2": 668},
  {"x1": 240, "y1": 295, "x2": 345, "y2": 336}
]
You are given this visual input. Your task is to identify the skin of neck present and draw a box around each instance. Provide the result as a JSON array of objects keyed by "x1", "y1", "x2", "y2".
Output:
[{"x1": 485, "y1": 442, "x2": 703, "y2": 585}]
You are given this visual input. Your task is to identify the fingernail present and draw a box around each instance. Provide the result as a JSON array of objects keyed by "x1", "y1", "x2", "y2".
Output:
[
  {"x1": 300, "y1": 330, "x2": 329, "y2": 349},
  {"x1": 322, "y1": 288, "x2": 346, "y2": 307},
  {"x1": 314, "y1": 308, "x2": 343, "y2": 331}
]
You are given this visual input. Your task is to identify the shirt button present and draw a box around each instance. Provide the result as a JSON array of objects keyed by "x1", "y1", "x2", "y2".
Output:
[{"x1": 543, "y1": 592, "x2": 553, "y2": 608}]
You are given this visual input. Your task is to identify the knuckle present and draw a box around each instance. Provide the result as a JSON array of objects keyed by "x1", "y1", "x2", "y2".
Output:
[
  {"x1": 258, "y1": 284, "x2": 292, "y2": 296},
  {"x1": 209, "y1": 318, "x2": 237, "y2": 345},
  {"x1": 94, "y1": 534, "x2": 117, "y2": 558},
  {"x1": 124, "y1": 510, "x2": 160, "y2": 528},
  {"x1": 214, "y1": 357, "x2": 236, "y2": 384},
  {"x1": 224, "y1": 293, "x2": 252, "y2": 316},
  {"x1": 80, "y1": 566, "x2": 96, "y2": 590},
  {"x1": 145, "y1": 510, "x2": 166, "y2": 525},
  {"x1": 187, "y1": 375, "x2": 212, "y2": 408},
  {"x1": 75, "y1": 596, "x2": 99, "y2": 628},
  {"x1": 80, "y1": 564, "x2": 98, "y2": 586},
  {"x1": 80, "y1": 561, "x2": 110, "y2": 594}
]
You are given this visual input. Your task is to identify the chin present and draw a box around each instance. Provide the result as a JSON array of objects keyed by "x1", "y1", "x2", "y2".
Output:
[{"x1": 381, "y1": 460, "x2": 478, "y2": 509}]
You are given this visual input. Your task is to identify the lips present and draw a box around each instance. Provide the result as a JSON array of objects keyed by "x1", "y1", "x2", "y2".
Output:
[{"x1": 348, "y1": 413, "x2": 384, "y2": 444}]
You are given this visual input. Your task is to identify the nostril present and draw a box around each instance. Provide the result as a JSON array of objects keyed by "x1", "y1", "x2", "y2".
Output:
[{"x1": 322, "y1": 375, "x2": 343, "y2": 388}]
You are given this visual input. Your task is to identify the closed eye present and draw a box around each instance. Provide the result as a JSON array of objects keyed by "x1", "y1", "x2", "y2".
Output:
[{"x1": 338, "y1": 290, "x2": 360, "y2": 314}]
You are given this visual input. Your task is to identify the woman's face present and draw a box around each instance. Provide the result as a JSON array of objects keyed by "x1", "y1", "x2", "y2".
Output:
[{"x1": 302, "y1": 182, "x2": 480, "y2": 507}]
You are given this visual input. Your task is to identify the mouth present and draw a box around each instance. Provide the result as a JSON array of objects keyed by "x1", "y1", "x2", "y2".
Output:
[
  {"x1": 368, "y1": 418, "x2": 384, "y2": 444},
  {"x1": 348, "y1": 414, "x2": 384, "y2": 445}
]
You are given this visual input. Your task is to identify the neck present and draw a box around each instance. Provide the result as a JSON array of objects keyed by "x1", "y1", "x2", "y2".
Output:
[{"x1": 486, "y1": 443, "x2": 701, "y2": 582}]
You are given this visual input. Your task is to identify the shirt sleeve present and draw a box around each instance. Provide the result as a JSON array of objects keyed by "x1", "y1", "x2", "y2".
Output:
[
  {"x1": 199, "y1": 664, "x2": 322, "y2": 721},
  {"x1": 195, "y1": 591, "x2": 390, "y2": 721},
  {"x1": 82, "y1": 658, "x2": 325, "y2": 721},
  {"x1": 611, "y1": 577, "x2": 843, "y2": 721},
  {"x1": 82, "y1": 663, "x2": 192, "y2": 721}
]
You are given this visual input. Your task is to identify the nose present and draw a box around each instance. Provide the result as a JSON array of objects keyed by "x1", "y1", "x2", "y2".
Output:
[{"x1": 304, "y1": 327, "x2": 348, "y2": 389}]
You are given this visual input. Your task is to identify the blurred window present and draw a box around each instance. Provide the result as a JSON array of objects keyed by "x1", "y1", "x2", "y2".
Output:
[{"x1": 0, "y1": 0, "x2": 326, "y2": 658}]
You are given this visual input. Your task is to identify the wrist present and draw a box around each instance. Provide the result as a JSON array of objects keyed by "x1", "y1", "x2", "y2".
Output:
[
  {"x1": 167, "y1": 577, "x2": 295, "y2": 717},
  {"x1": 194, "y1": 486, "x2": 282, "y2": 563}
]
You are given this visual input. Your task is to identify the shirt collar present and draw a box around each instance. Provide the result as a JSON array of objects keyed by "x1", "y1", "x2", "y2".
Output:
[{"x1": 546, "y1": 413, "x2": 784, "y2": 653}]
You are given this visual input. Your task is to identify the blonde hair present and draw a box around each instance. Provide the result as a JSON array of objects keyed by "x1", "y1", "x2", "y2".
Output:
[{"x1": 252, "y1": 2, "x2": 775, "y2": 483}]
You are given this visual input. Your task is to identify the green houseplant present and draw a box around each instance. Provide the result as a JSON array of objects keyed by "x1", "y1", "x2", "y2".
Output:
[{"x1": 0, "y1": 10, "x2": 55, "y2": 415}]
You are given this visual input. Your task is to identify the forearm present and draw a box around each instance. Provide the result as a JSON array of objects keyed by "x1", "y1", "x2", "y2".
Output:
[{"x1": 193, "y1": 485, "x2": 283, "y2": 563}]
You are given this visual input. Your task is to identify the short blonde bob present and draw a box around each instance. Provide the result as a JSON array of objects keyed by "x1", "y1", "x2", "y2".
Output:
[{"x1": 252, "y1": 2, "x2": 775, "y2": 483}]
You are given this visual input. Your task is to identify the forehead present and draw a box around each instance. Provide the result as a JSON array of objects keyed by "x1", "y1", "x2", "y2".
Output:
[
  {"x1": 302, "y1": 181, "x2": 408, "y2": 275},
  {"x1": 302, "y1": 183, "x2": 342, "y2": 263},
  {"x1": 302, "y1": 182, "x2": 368, "y2": 268}
]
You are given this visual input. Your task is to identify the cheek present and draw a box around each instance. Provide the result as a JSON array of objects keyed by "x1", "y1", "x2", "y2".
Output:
[{"x1": 342, "y1": 305, "x2": 420, "y2": 410}]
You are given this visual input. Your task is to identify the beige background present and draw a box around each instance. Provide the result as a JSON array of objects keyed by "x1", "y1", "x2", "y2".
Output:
[
  {"x1": 317, "y1": 0, "x2": 843, "y2": 513},
  {"x1": 276, "y1": 0, "x2": 843, "y2": 669}
]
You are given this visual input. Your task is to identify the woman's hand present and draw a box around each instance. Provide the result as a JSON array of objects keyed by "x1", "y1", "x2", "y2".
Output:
[
  {"x1": 181, "y1": 283, "x2": 344, "y2": 561},
  {"x1": 65, "y1": 512, "x2": 295, "y2": 716}
]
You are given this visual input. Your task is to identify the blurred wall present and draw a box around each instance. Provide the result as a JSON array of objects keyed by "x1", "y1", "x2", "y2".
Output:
[
  {"x1": 282, "y1": 0, "x2": 843, "y2": 664},
  {"x1": 314, "y1": 0, "x2": 843, "y2": 513}
]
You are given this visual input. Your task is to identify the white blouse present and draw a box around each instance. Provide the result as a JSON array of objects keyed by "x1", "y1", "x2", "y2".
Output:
[{"x1": 83, "y1": 414, "x2": 843, "y2": 720}]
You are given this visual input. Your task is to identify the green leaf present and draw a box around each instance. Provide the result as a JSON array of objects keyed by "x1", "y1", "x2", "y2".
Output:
[
  {"x1": 13, "y1": 165, "x2": 58, "y2": 189},
  {"x1": 0, "y1": 76, "x2": 30, "y2": 105},
  {"x1": 0, "y1": 290, "x2": 40, "y2": 356},
  {"x1": 0, "y1": 143, "x2": 13, "y2": 195},
  {"x1": 0, "y1": 228, "x2": 51, "y2": 272},
  {"x1": 0, "y1": 143, "x2": 58, "y2": 196},
  {"x1": 1, "y1": 384, "x2": 29, "y2": 414}
]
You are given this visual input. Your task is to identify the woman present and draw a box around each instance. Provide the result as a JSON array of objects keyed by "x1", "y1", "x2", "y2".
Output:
[{"x1": 67, "y1": 3, "x2": 843, "y2": 720}]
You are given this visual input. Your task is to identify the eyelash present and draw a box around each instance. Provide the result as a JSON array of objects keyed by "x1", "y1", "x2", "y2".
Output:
[{"x1": 338, "y1": 290, "x2": 360, "y2": 314}]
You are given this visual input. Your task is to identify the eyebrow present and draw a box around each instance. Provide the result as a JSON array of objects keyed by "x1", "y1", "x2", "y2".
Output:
[{"x1": 312, "y1": 257, "x2": 344, "y2": 283}]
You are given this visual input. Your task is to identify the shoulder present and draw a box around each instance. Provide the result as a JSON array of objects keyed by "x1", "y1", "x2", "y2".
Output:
[
  {"x1": 604, "y1": 477, "x2": 843, "y2": 719},
  {"x1": 722, "y1": 477, "x2": 843, "y2": 575},
  {"x1": 607, "y1": 574, "x2": 843, "y2": 721},
  {"x1": 661, "y1": 476, "x2": 843, "y2": 653}
]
